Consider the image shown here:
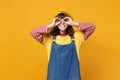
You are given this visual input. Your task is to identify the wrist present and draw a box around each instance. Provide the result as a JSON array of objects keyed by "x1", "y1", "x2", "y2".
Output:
[
  {"x1": 47, "y1": 24, "x2": 53, "y2": 29},
  {"x1": 46, "y1": 24, "x2": 52, "y2": 33}
]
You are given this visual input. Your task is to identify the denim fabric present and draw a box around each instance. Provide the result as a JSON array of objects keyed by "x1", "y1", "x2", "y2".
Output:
[{"x1": 47, "y1": 35, "x2": 81, "y2": 80}]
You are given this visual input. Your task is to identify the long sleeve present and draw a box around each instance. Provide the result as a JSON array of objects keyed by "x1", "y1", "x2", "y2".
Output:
[
  {"x1": 77, "y1": 22, "x2": 96, "y2": 41},
  {"x1": 30, "y1": 26, "x2": 47, "y2": 44}
]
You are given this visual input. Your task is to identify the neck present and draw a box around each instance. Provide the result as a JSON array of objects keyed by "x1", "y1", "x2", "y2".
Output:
[{"x1": 60, "y1": 30, "x2": 66, "y2": 34}]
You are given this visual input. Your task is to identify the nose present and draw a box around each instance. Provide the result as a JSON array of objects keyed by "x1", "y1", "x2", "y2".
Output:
[{"x1": 61, "y1": 19, "x2": 65, "y2": 24}]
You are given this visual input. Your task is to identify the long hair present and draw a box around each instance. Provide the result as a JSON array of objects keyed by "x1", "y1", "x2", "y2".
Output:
[{"x1": 50, "y1": 13, "x2": 74, "y2": 36}]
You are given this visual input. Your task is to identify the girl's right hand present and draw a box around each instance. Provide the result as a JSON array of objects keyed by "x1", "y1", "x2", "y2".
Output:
[{"x1": 47, "y1": 18, "x2": 61, "y2": 29}]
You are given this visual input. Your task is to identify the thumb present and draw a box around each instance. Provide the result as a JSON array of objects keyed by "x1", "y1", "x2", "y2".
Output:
[{"x1": 55, "y1": 21, "x2": 61, "y2": 26}]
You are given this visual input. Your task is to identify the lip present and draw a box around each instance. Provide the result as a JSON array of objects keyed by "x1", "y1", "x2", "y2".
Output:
[
  {"x1": 59, "y1": 23, "x2": 66, "y2": 27},
  {"x1": 60, "y1": 25, "x2": 64, "y2": 27}
]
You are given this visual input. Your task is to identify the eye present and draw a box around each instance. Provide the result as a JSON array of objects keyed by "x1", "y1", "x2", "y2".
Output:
[
  {"x1": 64, "y1": 18, "x2": 69, "y2": 22},
  {"x1": 55, "y1": 18, "x2": 61, "y2": 23}
]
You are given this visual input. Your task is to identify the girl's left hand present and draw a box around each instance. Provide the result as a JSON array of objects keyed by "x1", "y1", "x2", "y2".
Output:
[
  {"x1": 64, "y1": 17, "x2": 79, "y2": 27},
  {"x1": 64, "y1": 17, "x2": 73, "y2": 26}
]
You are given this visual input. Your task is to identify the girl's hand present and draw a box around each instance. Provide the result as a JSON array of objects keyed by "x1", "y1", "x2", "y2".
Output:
[
  {"x1": 47, "y1": 18, "x2": 61, "y2": 29},
  {"x1": 64, "y1": 17, "x2": 73, "y2": 26},
  {"x1": 64, "y1": 17, "x2": 79, "y2": 27}
]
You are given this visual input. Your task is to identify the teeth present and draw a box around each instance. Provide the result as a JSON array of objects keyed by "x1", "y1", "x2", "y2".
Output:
[{"x1": 61, "y1": 25, "x2": 64, "y2": 28}]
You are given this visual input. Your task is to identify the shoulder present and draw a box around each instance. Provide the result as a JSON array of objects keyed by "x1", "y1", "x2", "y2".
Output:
[
  {"x1": 74, "y1": 31, "x2": 85, "y2": 43},
  {"x1": 42, "y1": 34, "x2": 53, "y2": 46}
]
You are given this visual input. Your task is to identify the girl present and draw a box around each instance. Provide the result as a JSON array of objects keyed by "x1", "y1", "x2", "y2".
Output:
[{"x1": 30, "y1": 9, "x2": 96, "y2": 80}]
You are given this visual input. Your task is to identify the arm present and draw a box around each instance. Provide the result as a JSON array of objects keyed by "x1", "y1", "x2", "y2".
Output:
[
  {"x1": 30, "y1": 18, "x2": 61, "y2": 44},
  {"x1": 64, "y1": 17, "x2": 96, "y2": 41},
  {"x1": 72, "y1": 22, "x2": 96, "y2": 41},
  {"x1": 30, "y1": 26, "x2": 47, "y2": 44},
  {"x1": 30, "y1": 22, "x2": 58, "y2": 44}
]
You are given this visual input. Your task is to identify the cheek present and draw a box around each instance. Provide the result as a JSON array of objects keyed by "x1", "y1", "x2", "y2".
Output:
[{"x1": 64, "y1": 25, "x2": 68, "y2": 29}]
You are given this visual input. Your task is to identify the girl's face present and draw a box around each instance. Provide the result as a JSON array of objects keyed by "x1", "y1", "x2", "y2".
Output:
[
  {"x1": 55, "y1": 17, "x2": 69, "y2": 31},
  {"x1": 58, "y1": 20, "x2": 68, "y2": 31}
]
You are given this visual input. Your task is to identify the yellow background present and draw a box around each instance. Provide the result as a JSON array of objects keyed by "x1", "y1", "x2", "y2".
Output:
[{"x1": 0, "y1": 0, "x2": 120, "y2": 80}]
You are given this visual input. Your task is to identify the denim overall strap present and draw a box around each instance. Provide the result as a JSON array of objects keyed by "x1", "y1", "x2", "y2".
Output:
[
  {"x1": 53, "y1": 35, "x2": 56, "y2": 39},
  {"x1": 52, "y1": 35, "x2": 56, "y2": 42},
  {"x1": 70, "y1": 35, "x2": 75, "y2": 42}
]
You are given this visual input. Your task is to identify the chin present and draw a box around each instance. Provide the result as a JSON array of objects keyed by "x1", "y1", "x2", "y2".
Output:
[{"x1": 59, "y1": 28, "x2": 66, "y2": 31}]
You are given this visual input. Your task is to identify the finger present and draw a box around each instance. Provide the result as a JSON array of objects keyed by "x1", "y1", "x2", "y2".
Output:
[
  {"x1": 53, "y1": 17, "x2": 59, "y2": 22},
  {"x1": 55, "y1": 18, "x2": 61, "y2": 23},
  {"x1": 52, "y1": 18, "x2": 57, "y2": 24},
  {"x1": 64, "y1": 17, "x2": 71, "y2": 20},
  {"x1": 64, "y1": 17, "x2": 73, "y2": 23},
  {"x1": 64, "y1": 18, "x2": 69, "y2": 22},
  {"x1": 52, "y1": 18, "x2": 60, "y2": 25},
  {"x1": 65, "y1": 21, "x2": 70, "y2": 25},
  {"x1": 55, "y1": 21, "x2": 61, "y2": 26}
]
